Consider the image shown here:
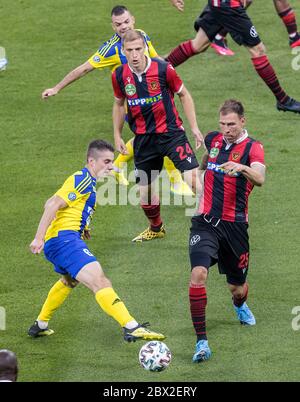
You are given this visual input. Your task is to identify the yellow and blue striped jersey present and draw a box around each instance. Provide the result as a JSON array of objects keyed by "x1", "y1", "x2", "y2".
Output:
[
  {"x1": 88, "y1": 29, "x2": 158, "y2": 72},
  {"x1": 45, "y1": 168, "x2": 97, "y2": 242}
]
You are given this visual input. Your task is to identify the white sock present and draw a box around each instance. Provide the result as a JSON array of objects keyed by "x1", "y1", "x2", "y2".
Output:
[
  {"x1": 37, "y1": 320, "x2": 48, "y2": 329},
  {"x1": 215, "y1": 34, "x2": 223, "y2": 41},
  {"x1": 124, "y1": 320, "x2": 139, "y2": 330}
]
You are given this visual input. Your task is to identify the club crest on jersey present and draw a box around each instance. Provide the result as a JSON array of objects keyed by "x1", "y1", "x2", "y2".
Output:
[
  {"x1": 232, "y1": 152, "x2": 241, "y2": 161},
  {"x1": 125, "y1": 84, "x2": 136, "y2": 96},
  {"x1": 93, "y1": 56, "x2": 100, "y2": 63},
  {"x1": 68, "y1": 192, "x2": 77, "y2": 201},
  {"x1": 209, "y1": 147, "x2": 219, "y2": 158},
  {"x1": 250, "y1": 26, "x2": 258, "y2": 38},
  {"x1": 150, "y1": 81, "x2": 158, "y2": 90},
  {"x1": 190, "y1": 235, "x2": 201, "y2": 246}
]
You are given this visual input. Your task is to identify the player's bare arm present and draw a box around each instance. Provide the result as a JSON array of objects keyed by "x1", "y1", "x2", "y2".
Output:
[
  {"x1": 113, "y1": 97, "x2": 128, "y2": 155},
  {"x1": 177, "y1": 86, "x2": 203, "y2": 149},
  {"x1": 170, "y1": 0, "x2": 184, "y2": 12},
  {"x1": 83, "y1": 228, "x2": 91, "y2": 240},
  {"x1": 220, "y1": 161, "x2": 266, "y2": 186},
  {"x1": 243, "y1": 0, "x2": 252, "y2": 7},
  {"x1": 30, "y1": 195, "x2": 67, "y2": 254},
  {"x1": 42, "y1": 61, "x2": 94, "y2": 99},
  {"x1": 200, "y1": 151, "x2": 209, "y2": 170}
]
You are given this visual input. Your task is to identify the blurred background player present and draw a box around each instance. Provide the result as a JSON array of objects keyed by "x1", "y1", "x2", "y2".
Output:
[
  {"x1": 112, "y1": 30, "x2": 203, "y2": 242},
  {"x1": 28, "y1": 139, "x2": 165, "y2": 342},
  {"x1": 272, "y1": 0, "x2": 300, "y2": 48},
  {"x1": 188, "y1": 100, "x2": 265, "y2": 362},
  {"x1": 210, "y1": 1, "x2": 300, "y2": 56},
  {"x1": 0, "y1": 350, "x2": 18, "y2": 382},
  {"x1": 167, "y1": 0, "x2": 300, "y2": 114},
  {"x1": 41, "y1": 5, "x2": 192, "y2": 196}
]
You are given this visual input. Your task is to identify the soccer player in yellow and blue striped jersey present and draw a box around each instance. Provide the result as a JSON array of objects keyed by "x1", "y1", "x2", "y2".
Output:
[
  {"x1": 41, "y1": 5, "x2": 193, "y2": 196},
  {"x1": 28, "y1": 139, "x2": 165, "y2": 342}
]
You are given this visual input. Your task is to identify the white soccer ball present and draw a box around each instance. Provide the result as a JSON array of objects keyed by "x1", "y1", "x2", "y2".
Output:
[{"x1": 139, "y1": 341, "x2": 171, "y2": 372}]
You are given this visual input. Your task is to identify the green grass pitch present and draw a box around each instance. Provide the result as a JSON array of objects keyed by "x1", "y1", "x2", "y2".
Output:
[{"x1": 0, "y1": 0, "x2": 300, "y2": 381}]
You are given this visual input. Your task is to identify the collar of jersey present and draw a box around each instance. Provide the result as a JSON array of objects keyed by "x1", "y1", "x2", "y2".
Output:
[
  {"x1": 223, "y1": 129, "x2": 248, "y2": 147},
  {"x1": 128, "y1": 55, "x2": 151, "y2": 78},
  {"x1": 83, "y1": 167, "x2": 97, "y2": 182}
]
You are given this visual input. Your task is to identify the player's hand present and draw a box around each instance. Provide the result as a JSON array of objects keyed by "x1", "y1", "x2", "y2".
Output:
[
  {"x1": 42, "y1": 87, "x2": 59, "y2": 99},
  {"x1": 115, "y1": 138, "x2": 129, "y2": 155},
  {"x1": 83, "y1": 229, "x2": 91, "y2": 240},
  {"x1": 170, "y1": 0, "x2": 184, "y2": 12},
  {"x1": 191, "y1": 128, "x2": 204, "y2": 150},
  {"x1": 219, "y1": 161, "x2": 245, "y2": 176},
  {"x1": 30, "y1": 238, "x2": 44, "y2": 254}
]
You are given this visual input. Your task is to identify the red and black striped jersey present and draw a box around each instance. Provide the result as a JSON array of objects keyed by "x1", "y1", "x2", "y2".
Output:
[
  {"x1": 208, "y1": 0, "x2": 243, "y2": 8},
  {"x1": 198, "y1": 131, "x2": 265, "y2": 222},
  {"x1": 112, "y1": 57, "x2": 184, "y2": 135}
]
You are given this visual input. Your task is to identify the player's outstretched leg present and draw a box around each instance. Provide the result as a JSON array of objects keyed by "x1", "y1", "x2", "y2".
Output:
[{"x1": 76, "y1": 262, "x2": 165, "y2": 341}]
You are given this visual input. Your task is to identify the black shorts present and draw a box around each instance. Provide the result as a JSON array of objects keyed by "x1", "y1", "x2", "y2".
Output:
[
  {"x1": 133, "y1": 131, "x2": 199, "y2": 185},
  {"x1": 194, "y1": 5, "x2": 261, "y2": 47},
  {"x1": 189, "y1": 214, "x2": 250, "y2": 285}
]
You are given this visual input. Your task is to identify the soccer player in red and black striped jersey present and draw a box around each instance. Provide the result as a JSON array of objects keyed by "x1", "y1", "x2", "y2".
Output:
[
  {"x1": 274, "y1": 0, "x2": 300, "y2": 48},
  {"x1": 211, "y1": 1, "x2": 300, "y2": 55},
  {"x1": 188, "y1": 99, "x2": 266, "y2": 362},
  {"x1": 112, "y1": 29, "x2": 203, "y2": 242},
  {"x1": 168, "y1": 0, "x2": 300, "y2": 114}
]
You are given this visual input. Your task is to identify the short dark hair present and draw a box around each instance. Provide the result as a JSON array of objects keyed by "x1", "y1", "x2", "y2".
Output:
[
  {"x1": 111, "y1": 5, "x2": 128, "y2": 16},
  {"x1": 122, "y1": 29, "x2": 145, "y2": 46},
  {"x1": 0, "y1": 349, "x2": 18, "y2": 382},
  {"x1": 87, "y1": 139, "x2": 114, "y2": 161},
  {"x1": 219, "y1": 99, "x2": 245, "y2": 118}
]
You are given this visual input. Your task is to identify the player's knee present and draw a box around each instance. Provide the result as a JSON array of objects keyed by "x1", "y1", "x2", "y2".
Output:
[
  {"x1": 139, "y1": 185, "x2": 152, "y2": 204},
  {"x1": 191, "y1": 266, "x2": 208, "y2": 285},
  {"x1": 92, "y1": 277, "x2": 112, "y2": 294},
  {"x1": 191, "y1": 39, "x2": 206, "y2": 54},
  {"x1": 191, "y1": 31, "x2": 209, "y2": 53},
  {"x1": 249, "y1": 42, "x2": 266, "y2": 58},
  {"x1": 61, "y1": 277, "x2": 78, "y2": 288}
]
